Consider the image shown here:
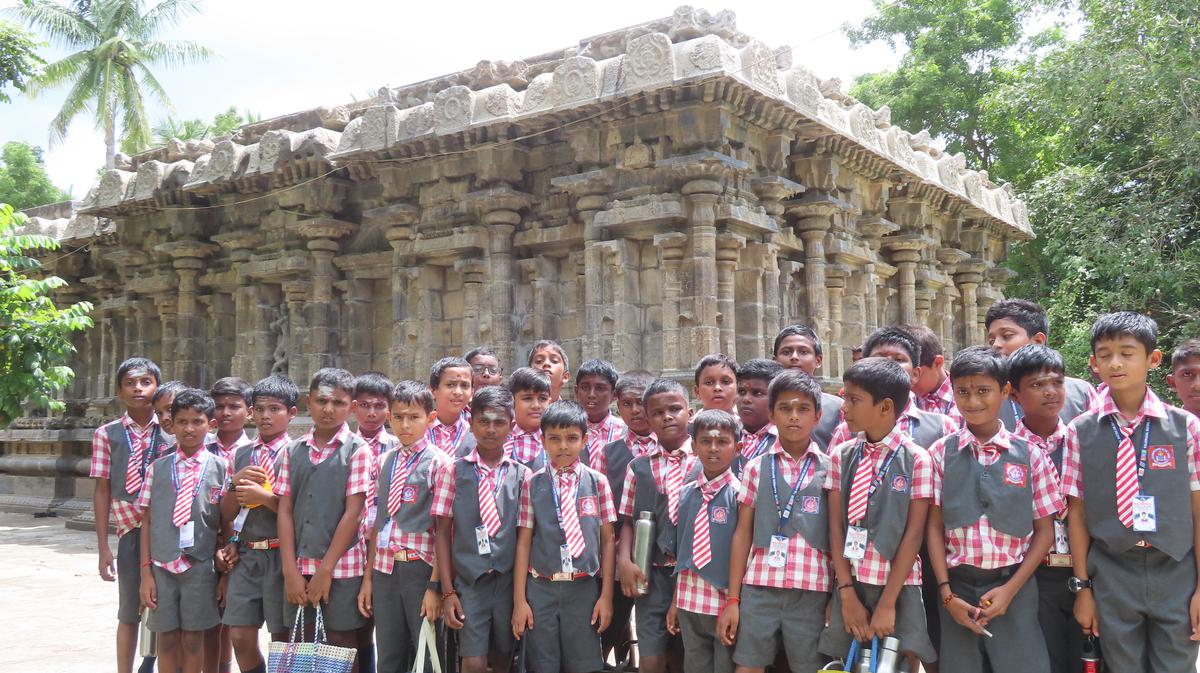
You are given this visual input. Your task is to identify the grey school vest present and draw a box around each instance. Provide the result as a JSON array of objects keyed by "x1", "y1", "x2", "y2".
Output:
[
  {"x1": 528, "y1": 467, "x2": 604, "y2": 576},
  {"x1": 592, "y1": 438, "x2": 636, "y2": 511},
  {"x1": 373, "y1": 444, "x2": 440, "y2": 535},
  {"x1": 232, "y1": 443, "x2": 285, "y2": 542},
  {"x1": 450, "y1": 457, "x2": 524, "y2": 582},
  {"x1": 628, "y1": 454, "x2": 702, "y2": 563},
  {"x1": 453, "y1": 432, "x2": 478, "y2": 459},
  {"x1": 1076, "y1": 409, "x2": 1194, "y2": 561},
  {"x1": 733, "y1": 429, "x2": 776, "y2": 480},
  {"x1": 751, "y1": 450, "x2": 832, "y2": 551},
  {"x1": 838, "y1": 441, "x2": 916, "y2": 560},
  {"x1": 108, "y1": 422, "x2": 171, "y2": 502},
  {"x1": 674, "y1": 479, "x2": 739, "y2": 589},
  {"x1": 940, "y1": 434, "x2": 1034, "y2": 537},
  {"x1": 149, "y1": 452, "x2": 226, "y2": 564},
  {"x1": 291, "y1": 435, "x2": 365, "y2": 560},
  {"x1": 906, "y1": 409, "x2": 952, "y2": 449},
  {"x1": 1001, "y1": 376, "x2": 1095, "y2": 430},
  {"x1": 813, "y1": 393, "x2": 844, "y2": 450}
]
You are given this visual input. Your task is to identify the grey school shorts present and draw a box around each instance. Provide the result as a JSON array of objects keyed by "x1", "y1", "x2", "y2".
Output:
[
  {"x1": 525, "y1": 574, "x2": 603, "y2": 673},
  {"x1": 116, "y1": 530, "x2": 144, "y2": 624},
  {"x1": 633, "y1": 565, "x2": 677, "y2": 657},
  {"x1": 732, "y1": 584, "x2": 827, "y2": 671},
  {"x1": 454, "y1": 571, "x2": 516, "y2": 658},
  {"x1": 148, "y1": 562, "x2": 221, "y2": 632},
  {"x1": 222, "y1": 547, "x2": 286, "y2": 634},
  {"x1": 283, "y1": 575, "x2": 366, "y2": 633},
  {"x1": 678, "y1": 610, "x2": 734, "y2": 673},
  {"x1": 819, "y1": 583, "x2": 937, "y2": 663}
]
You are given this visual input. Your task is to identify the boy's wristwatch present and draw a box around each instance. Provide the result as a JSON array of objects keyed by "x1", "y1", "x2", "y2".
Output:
[
  {"x1": 427, "y1": 580, "x2": 442, "y2": 593},
  {"x1": 1067, "y1": 577, "x2": 1093, "y2": 592}
]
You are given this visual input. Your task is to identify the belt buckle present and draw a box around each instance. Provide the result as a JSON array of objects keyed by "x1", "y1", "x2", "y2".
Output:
[
  {"x1": 1135, "y1": 539, "x2": 1152, "y2": 549},
  {"x1": 550, "y1": 571, "x2": 573, "y2": 582},
  {"x1": 1046, "y1": 553, "x2": 1073, "y2": 567}
]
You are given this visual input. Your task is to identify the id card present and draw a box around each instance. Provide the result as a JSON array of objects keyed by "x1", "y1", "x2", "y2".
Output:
[
  {"x1": 767, "y1": 534, "x2": 789, "y2": 568},
  {"x1": 1132, "y1": 495, "x2": 1157, "y2": 532},
  {"x1": 560, "y1": 544, "x2": 575, "y2": 574},
  {"x1": 178, "y1": 521, "x2": 195, "y2": 549},
  {"x1": 379, "y1": 519, "x2": 394, "y2": 550},
  {"x1": 844, "y1": 526, "x2": 868, "y2": 561},
  {"x1": 232, "y1": 507, "x2": 250, "y2": 534},
  {"x1": 476, "y1": 525, "x2": 492, "y2": 556},
  {"x1": 1053, "y1": 518, "x2": 1070, "y2": 554}
]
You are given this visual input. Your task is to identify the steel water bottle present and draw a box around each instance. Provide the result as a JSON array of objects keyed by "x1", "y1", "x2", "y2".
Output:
[{"x1": 633, "y1": 511, "x2": 655, "y2": 596}]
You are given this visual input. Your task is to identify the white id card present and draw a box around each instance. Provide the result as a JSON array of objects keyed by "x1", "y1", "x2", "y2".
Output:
[
  {"x1": 178, "y1": 521, "x2": 195, "y2": 548},
  {"x1": 560, "y1": 544, "x2": 575, "y2": 574},
  {"x1": 767, "y1": 534, "x2": 789, "y2": 568},
  {"x1": 476, "y1": 525, "x2": 492, "y2": 555},
  {"x1": 1053, "y1": 518, "x2": 1070, "y2": 554},
  {"x1": 232, "y1": 507, "x2": 250, "y2": 534},
  {"x1": 844, "y1": 525, "x2": 868, "y2": 561},
  {"x1": 379, "y1": 519, "x2": 394, "y2": 550},
  {"x1": 1132, "y1": 495, "x2": 1157, "y2": 532}
]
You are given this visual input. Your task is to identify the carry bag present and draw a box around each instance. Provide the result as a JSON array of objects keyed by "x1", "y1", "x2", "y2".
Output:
[{"x1": 268, "y1": 605, "x2": 357, "y2": 673}]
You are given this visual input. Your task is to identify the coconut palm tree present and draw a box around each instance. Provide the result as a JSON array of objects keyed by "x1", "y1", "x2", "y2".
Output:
[{"x1": 13, "y1": 0, "x2": 212, "y2": 168}]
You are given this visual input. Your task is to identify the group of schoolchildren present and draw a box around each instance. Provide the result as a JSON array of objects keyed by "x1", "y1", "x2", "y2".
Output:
[{"x1": 90, "y1": 297, "x2": 1200, "y2": 673}]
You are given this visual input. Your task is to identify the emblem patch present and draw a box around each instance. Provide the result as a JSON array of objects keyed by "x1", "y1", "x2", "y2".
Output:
[
  {"x1": 711, "y1": 506, "x2": 728, "y2": 524},
  {"x1": 801, "y1": 496, "x2": 820, "y2": 514},
  {"x1": 1003, "y1": 463, "x2": 1027, "y2": 488},
  {"x1": 400, "y1": 485, "x2": 419, "y2": 503},
  {"x1": 890, "y1": 475, "x2": 909, "y2": 493},
  {"x1": 1149, "y1": 446, "x2": 1176, "y2": 470},
  {"x1": 578, "y1": 496, "x2": 598, "y2": 517}
]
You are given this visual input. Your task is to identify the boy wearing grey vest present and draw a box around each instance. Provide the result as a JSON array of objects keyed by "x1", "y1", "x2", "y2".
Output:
[
  {"x1": 219, "y1": 375, "x2": 298, "y2": 673},
  {"x1": 985, "y1": 299, "x2": 1098, "y2": 428},
  {"x1": 617, "y1": 379, "x2": 699, "y2": 673},
  {"x1": 1063, "y1": 312, "x2": 1200, "y2": 673},
  {"x1": 427, "y1": 357, "x2": 477, "y2": 457},
  {"x1": 434, "y1": 387, "x2": 530, "y2": 673},
  {"x1": 926, "y1": 347, "x2": 1060, "y2": 673},
  {"x1": 137, "y1": 390, "x2": 228, "y2": 673},
  {"x1": 513, "y1": 401, "x2": 616, "y2": 673},
  {"x1": 665, "y1": 409, "x2": 742, "y2": 673},
  {"x1": 820, "y1": 358, "x2": 937, "y2": 670},
  {"x1": 734, "y1": 359, "x2": 784, "y2": 479},
  {"x1": 277, "y1": 369, "x2": 374, "y2": 654},
  {"x1": 360, "y1": 380, "x2": 448, "y2": 673},
  {"x1": 505, "y1": 367, "x2": 552, "y2": 472},
  {"x1": 773, "y1": 324, "x2": 845, "y2": 451}
]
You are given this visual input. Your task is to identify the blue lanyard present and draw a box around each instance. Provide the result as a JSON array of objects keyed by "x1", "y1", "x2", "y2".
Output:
[
  {"x1": 476, "y1": 462, "x2": 509, "y2": 497},
  {"x1": 125, "y1": 424, "x2": 161, "y2": 478},
  {"x1": 856, "y1": 443, "x2": 901, "y2": 505},
  {"x1": 430, "y1": 419, "x2": 466, "y2": 452},
  {"x1": 1108, "y1": 417, "x2": 1153, "y2": 490},
  {"x1": 770, "y1": 452, "x2": 815, "y2": 531},
  {"x1": 1010, "y1": 400, "x2": 1025, "y2": 422},
  {"x1": 746, "y1": 429, "x2": 775, "y2": 459},
  {"x1": 170, "y1": 451, "x2": 210, "y2": 499},
  {"x1": 391, "y1": 447, "x2": 423, "y2": 485}
]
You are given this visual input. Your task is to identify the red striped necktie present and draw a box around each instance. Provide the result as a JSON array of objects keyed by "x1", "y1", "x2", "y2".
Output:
[
  {"x1": 478, "y1": 463, "x2": 503, "y2": 537},
  {"x1": 558, "y1": 469, "x2": 586, "y2": 557},
  {"x1": 1115, "y1": 424, "x2": 1139, "y2": 528}
]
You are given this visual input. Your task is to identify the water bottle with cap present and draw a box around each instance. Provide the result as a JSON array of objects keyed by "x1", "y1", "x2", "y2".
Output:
[
  {"x1": 139, "y1": 608, "x2": 157, "y2": 658},
  {"x1": 875, "y1": 636, "x2": 901, "y2": 673},
  {"x1": 854, "y1": 646, "x2": 873, "y2": 673},
  {"x1": 633, "y1": 511, "x2": 655, "y2": 596},
  {"x1": 1082, "y1": 635, "x2": 1102, "y2": 673}
]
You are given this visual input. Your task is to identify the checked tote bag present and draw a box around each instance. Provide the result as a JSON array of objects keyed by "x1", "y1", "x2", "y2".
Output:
[{"x1": 268, "y1": 605, "x2": 357, "y2": 673}]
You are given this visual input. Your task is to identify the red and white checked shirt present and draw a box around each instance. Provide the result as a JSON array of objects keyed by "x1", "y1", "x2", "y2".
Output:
[
  {"x1": 738, "y1": 441, "x2": 833, "y2": 592},
  {"x1": 674, "y1": 469, "x2": 739, "y2": 616},
  {"x1": 617, "y1": 439, "x2": 696, "y2": 519},
  {"x1": 428, "y1": 413, "x2": 470, "y2": 456},
  {"x1": 517, "y1": 461, "x2": 618, "y2": 535},
  {"x1": 918, "y1": 375, "x2": 963, "y2": 427},
  {"x1": 740, "y1": 424, "x2": 777, "y2": 460},
  {"x1": 90, "y1": 414, "x2": 162, "y2": 537},
  {"x1": 505, "y1": 426, "x2": 544, "y2": 466},
  {"x1": 358, "y1": 426, "x2": 399, "y2": 461},
  {"x1": 207, "y1": 431, "x2": 252, "y2": 463},
  {"x1": 828, "y1": 393, "x2": 958, "y2": 449},
  {"x1": 829, "y1": 428, "x2": 933, "y2": 586},
  {"x1": 585, "y1": 414, "x2": 629, "y2": 473},
  {"x1": 930, "y1": 425, "x2": 1063, "y2": 569},
  {"x1": 275, "y1": 424, "x2": 374, "y2": 578},
  {"x1": 357, "y1": 426, "x2": 398, "y2": 531},
  {"x1": 1062, "y1": 387, "x2": 1200, "y2": 499},
  {"x1": 226, "y1": 431, "x2": 292, "y2": 482},
  {"x1": 371, "y1": 438, "x2": 451, "y2": 572},
  {"x1": 136, "y1": 448, "x2": 226, "y2": 574},
  {"x1": 431, "y1": 449, "x2": 528, "y2": 518}
]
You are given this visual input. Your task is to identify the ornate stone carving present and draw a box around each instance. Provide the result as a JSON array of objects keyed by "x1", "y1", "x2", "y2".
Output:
[
  {"x1": 520, "y1": 74, "x2": 553, "y2": 113},
  {"x1": 739, "y1": 40, "x2": 782, "y2": 95},
  {"x1": 403, "y1": 103, "x2": 436, "y2": 137},
  {"x1": 435, "y1": 85, "x2": 474, "y2": 133},
  {"x1": 619, "y1": 32, "x2": 674, "y2": 92},
  {"x1": 482, "y1": 86, "x2": 519, "y2": 118},
  {"x1": 785, "y1": 65, "x2": 822, "y2": 115},
  {"x1": 269, "y1": 303, "x2": 289, "y2": 375},
  {"x1": 550, "y1": 57, "x2": 600, "y2": 107}
]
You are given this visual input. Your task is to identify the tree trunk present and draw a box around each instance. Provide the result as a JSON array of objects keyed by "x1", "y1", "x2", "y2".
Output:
[{"x1": 104, "y1": 111, "x2": 115, "y2": 170}]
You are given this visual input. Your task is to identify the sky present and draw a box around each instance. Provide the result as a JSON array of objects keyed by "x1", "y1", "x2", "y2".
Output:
[{"x1": 0, "y1": 1, "x2": 905, "y2": 199}]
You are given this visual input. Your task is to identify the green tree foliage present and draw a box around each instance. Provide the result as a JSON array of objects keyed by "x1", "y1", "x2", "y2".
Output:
[
  {"x1": 12, "y1": 0, "x2": 212, "y2": 168},
  {"x1": 151, "y1": 106, "x2": 261, "y2": 145},
  {"x1": 0, "y1": 20, "x2": 43, "y2": 103},
  {"x1": 0, "y1": 202, "x2": 93, "y2": 425},
  {"x1": 0, "y1": 141, "x2": 71, "y2": 209}
]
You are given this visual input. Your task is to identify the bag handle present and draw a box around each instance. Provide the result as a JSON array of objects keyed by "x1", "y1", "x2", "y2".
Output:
[
  {"x1": 869, "y1": 637, "x2": 879, "y2": 673},
  {"x1": 279, "y1": 606, "x2": 307, "y2": 672},
  {"x1": 412, "y1": 618, "x2": 442, "y2": 673},
  {"x1": 313, "y1": 604, "x2": 328, "y2": 646}
]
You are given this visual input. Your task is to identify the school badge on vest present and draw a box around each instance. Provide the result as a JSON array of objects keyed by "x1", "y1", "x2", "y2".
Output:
[
  {"x1": 400, "y1": 485, "x2": 418, "y2": 503},
  {"x1": 1149, "y1": 446, "x2": 1176, "y2": 470},
  {"x1": 711, "y1": 506, "x2": 728, "y2": 524},
  {"x1": 1003, "y1": 463, "x2": 1027, "y2": 487},
  {"x1": 579, "y1": 496, "x2": 598, "y2": 517},
  {"x1": 801, "y1": 496, "x2": 820, "y2": 514},
  {"x1": 890, "y1": 474, "x2": 909, "y2": 493}
]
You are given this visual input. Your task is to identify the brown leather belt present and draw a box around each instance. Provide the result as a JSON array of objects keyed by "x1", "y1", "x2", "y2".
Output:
[
  {"x1": 529, "y1": 569, "x2": 591, "y2": 582},
  {"x1": 242, "y1": 538, "x2": 280, "y2": 550}
]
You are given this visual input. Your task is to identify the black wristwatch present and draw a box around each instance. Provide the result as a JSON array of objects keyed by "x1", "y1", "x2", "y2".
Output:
[
  {"x1": 1067, "y1": 576, "x2": 1093, "y2": 593},
  {"x1": 427, "y1": 580, "x2": 442, "y2": 593}
]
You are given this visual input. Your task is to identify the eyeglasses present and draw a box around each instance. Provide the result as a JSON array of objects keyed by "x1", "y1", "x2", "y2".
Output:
[{"x1": 472, "y1": 365, "x2": 501, "y2": 376}]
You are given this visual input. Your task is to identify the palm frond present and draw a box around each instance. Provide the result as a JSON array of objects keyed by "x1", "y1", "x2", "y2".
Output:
[
  {"x1": 9, "y1": 0, "x2": 98, "y2": 50},
  {"x1": 135, "y1": 63, "x2": 171, "y2": 110},
  {"x1": 118, "y1": 66, "x2": 152, "y2": 152},
  {"x1": 30, "y1": 49, "x2": 93, "y2": 93},
  {"x1": 141, "y1": 0, "x2": 203, "y2": 35},
  {"x1": 140, "y1": 40, "x2": 214, "y2": 68},
  {"x1": 47, "y1": 60, "x2": 100, "y2": 145}
]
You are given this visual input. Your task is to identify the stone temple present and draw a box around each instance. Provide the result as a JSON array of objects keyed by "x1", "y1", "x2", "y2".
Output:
[{"x1": 4, "y1": 7, "x2": 1030, "y2": 515}]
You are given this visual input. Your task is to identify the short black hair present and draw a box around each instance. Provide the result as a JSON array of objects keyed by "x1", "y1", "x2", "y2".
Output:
[
  {"x1": 528, "y1": 340, "x2": 570, "y2": 371},
  {"x1": 353, "y1": 371, "x2": 394, "y2": 399},
  {"x1": 843, "y1": 357, "x2": 910, "y2": 415},
  {"x1": 773, "y1": 324, "x2": 823, "y2": 358},
  {"x1": 471, "y1": 385, "x2": 514, "y2": 419},
  {"x1": 615, "y1": 369, "x2": 655, "y2": 398},
  {"x1": 211, "y1": 376, "x2": 252, "y2": 405},
  {"x1": 464, "y1": 345, "x2": 498, "y2": 363},
  {"x1": 116, "y1": 357, "x2": 162, "y2": 387},
  {"x1": 541, "y1": 400, "x2": 588, "y2": 434},
  {"x1": 642, "y1": 378, "x2": 691, "y2": 407},
  {"x1": 309, "y1": 367, "x2": 356, "y2": 395},
  {"x1": 1008, "y1": 345, "x2": 1065, "y2": 390},
  {"x1": 694, "y1": 353, "x2": 738, "y2": 385},
  {"x1": 862, "y1": 326, "x2": 921, "y2": 366},
  {"x1": 768, "y1": 369, "x2": 823, "y2": 410},
  {"x1": 949, "y1": 345, "x2": 1009, "y2": 387},
  {"x1": 576, "y1": 359, "x2": 619, "y2": 387},
  {"x1": 1173, "y1": 338, "x2": 1200, "y2": 370},
  {"x1": 170, "y1": 388, "x2": 215, "y2": 419},
  {"x1": 390, "y1": 380, "x2": 435, "y2": 413},
  {"x1": 151, "y1": 380, "x2": 187, "y2": 405},
  {"x1": 252, "y1": 374, "x2": 299, "y2": 408},
  {"x1": 1090, "y1": 311, "x2": 1158, "y2": 354},
  {"x1": 429, "y1": 356, "x2": 472, "y2": 388},
  {"x1": 985, "y1": 299, "x2": 1049, "y2": 338},
  {"x1": 902, "y1": 324, "x2": 942, "y2": 367},
  {"x1": 737, "y1": 358, "x2": 785, "y2": 384},
  {"x1": 692, "y1": 408, "x2": 740, "y2": 438},
  {"x1": 507, "y1": 367, "x2": 552, "y2": 395}
]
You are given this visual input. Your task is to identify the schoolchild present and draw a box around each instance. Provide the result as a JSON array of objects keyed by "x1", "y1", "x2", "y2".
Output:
[
  {"x1": 733, "y1": 359, "x2": 784, "y2": 478},
  {"x1": 153, "y1": 380, "x2": 187, "y2": 437},
  {"x1": 772, "y1": 324, "x2": 844, "y2": 450},
  {"x1": 1168, "y1": 338, "x2": 1200, "y2": 418},
  {"x1": 904, "y1": 324, "x2": 963, "y2": 426},
  {"x1": 505, "y1": 367, "x2": 552, "y2": 472},
  {"x1": 208, "y1": 377, "x2": 254, "y2": 461},
  {"x1": 427, "y1": 357, "x2": 475, "y2": 457},
  {"x1": 576, "y1": 359, "x2": 627, "y2": 472},
  {"x1": 528, "y1": 340, "x2": 572, "y2": 402},
  {"x1": 695, "y1": 353, "x2": 739, "y2": 414},
  {"x1": 465, "y1": 345, "x2": 504, "y2": 391},
  {"x1": 353, "y1": 371, "x2": 400, "y2": 459}
]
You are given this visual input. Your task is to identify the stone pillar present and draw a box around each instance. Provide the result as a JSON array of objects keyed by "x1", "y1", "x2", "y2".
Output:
[
  {"x1": 884, "y1": 237, "x2": 923, "y2": 326},
  {"x1": 155, "y1": 240, "x2": 218, "y2": 386},
  {"x1": 716, "y1": 234, "x2": 745, "y2": 358},
  {"x1": 939, "y1": 285, "x2": 958, "y2": 356},
  {"x1": 157, "y1": 297, "x2": 177, "y2": 383},
  {"x1": 955, "y1": 269, "x2": 984, "y2": 348},
  {"x1": 215, "y1": 231, "x2": 265, "y2": 380},
  {"x1": 761, "y1": 243, "x2": 782, "y2": 357},
  {"x1": 683, "y1": 179, "x2": 722, "y2": 361},
  {"x1": 282, "y1": 281, "x2": 311, "y2": 385},
  {"x1": 915, "y1": 288, "x2": 935, "y2": 328},
  {"x1": 654, "y1": 232, "x2": 688, "y2": 374},
  {"x1": 751, "y1": 176, "x2": 804, "y2": 356},
  {"x1": 97, "y1": 312, "x2": 112, "y2": 399},
  {"x1": 297, "y1": 219, "x2": 354, "y2": 374},
  {"x1": 457, "y1": 259, "x2": 487, "y2": 351},
  {"x1": 381, "y1": 205, "x2": 419, "y2": 378},
  {"x1": 339, "y1": 277, "x2": 374, "y2": 375},
  {"x1": 467, "y1": 188, "x2": 530, "y2": 371},
  {"x1": 863, "y1": 263, "x2": 879, "y2": 336},
  {"x1": 827, "y1": 265, "x2": 847, "y2": 378},
  {"x1": 205, "y1": 292, "x2": 236, "y2": 380}
]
